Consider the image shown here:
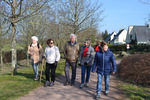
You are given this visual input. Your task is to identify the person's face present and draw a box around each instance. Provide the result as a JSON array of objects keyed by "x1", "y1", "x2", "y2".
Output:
[
  {"x1": 70, "y1": 36, "x2": 76, "y2": 43},
  {"x1": 32, "y1": 39, "x2": 37, "y2": 44},
  {"x1": 49, "y1": 41, "x2": 54, "y2": 46},
  {"x1": 98, "y1": 42, "x2": 101, "y2": 46},
  {"x1": 84, "y1": 41, "x2": 89, "y2": 46},
  {"x1": 103, "y1": 45, "x2": 108, "y2": 51}
]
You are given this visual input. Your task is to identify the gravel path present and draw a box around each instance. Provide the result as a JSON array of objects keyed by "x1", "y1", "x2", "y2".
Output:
[{"x1": 17, "y1": 60, "x2": 129, "y2": 100}]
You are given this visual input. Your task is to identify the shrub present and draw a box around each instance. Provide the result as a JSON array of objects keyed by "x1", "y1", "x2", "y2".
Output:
[
  {"x1": 118, "y1": 53, "x2": 150, "y2": 86},
  {"x1": 2, "y1": 50, "x2": 26, "y2": 63}
]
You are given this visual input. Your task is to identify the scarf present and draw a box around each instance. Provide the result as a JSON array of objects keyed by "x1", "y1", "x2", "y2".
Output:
[
  {"x1": 32, "y1": 43, "x2": 37, "y2": 47},
  {"x1": 94, "y1": 45, "x2": 99, "y2": 52},
  {"x1": 83, "y1": 47, "x2": 88, "y2": 57}
]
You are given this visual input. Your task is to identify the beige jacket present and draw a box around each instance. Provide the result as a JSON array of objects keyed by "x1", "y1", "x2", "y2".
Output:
[
  {"x1": 28, "y1": 44, "x2": 43, "y2": 63},
  {"x1": 64, "y1": 41, "x2": 79, "y2": 62}
]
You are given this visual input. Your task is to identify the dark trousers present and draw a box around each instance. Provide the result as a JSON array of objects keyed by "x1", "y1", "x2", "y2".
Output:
[
  {"x1": 45, "y1": 62, "x2": 57, "y2": 82},
  {"x1": 64, "y1": 61, "x2": 77, "y2": 84}
]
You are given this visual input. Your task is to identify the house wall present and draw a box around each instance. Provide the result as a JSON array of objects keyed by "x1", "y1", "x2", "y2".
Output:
[
  {"x1": 114, "y1": 29, "x2": 127, "y2": 44},
  {"x1": 110, "y1": 32, "x2": 116, "y2": 41},
  {"x1": 126, "y1": 26, "x2": 133, "y2": 43}
]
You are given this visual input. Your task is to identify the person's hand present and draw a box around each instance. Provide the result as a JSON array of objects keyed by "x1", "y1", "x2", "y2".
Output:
[
  {"x1": 84, "y1": 62, "x2": 88, "y2": 66},
  {"x1": 91, "y1": 72, "x2": 95, "y2": 75},
  {"x1": 113, "y1": 72, "x2": 116, "y2": 75},
  {"x1": 30, "y1": 53, "x2": 34, "y2": 56},
  {"x1": 42, "y1": 56, "x2": 45, "y2": 59},
  {"x1": 78, "y1": 63, "x2": 81, "y2": 66},
  {"x1": 54, "y1": 61, "x2": 58, "y2": 66},
  {"x1": 39, "y1": 60, "x2": 42, "y2": 63}
]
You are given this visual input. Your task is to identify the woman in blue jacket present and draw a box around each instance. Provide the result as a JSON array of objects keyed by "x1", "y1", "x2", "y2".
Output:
[{"x1": 92, "y1": 41, "x2": 117, "y2": 99}]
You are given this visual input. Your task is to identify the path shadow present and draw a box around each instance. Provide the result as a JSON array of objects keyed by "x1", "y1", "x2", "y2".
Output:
[
  {"x1": 16, "y1": 72, "x2": 34, "y2": 80},
  {"x1": 55, "y1": 67, "x2": 96, "y2": 99}
]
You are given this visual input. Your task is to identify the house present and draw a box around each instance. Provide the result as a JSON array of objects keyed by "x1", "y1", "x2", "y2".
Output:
[
  {"x1": 104, "y1": 31, "x2": 117, "y2": 43},
  {"x1": 126, "y1": 25, "x2": 150, "y2": 44},
  {"x1": 110, "y1": 29, "x2": 127, "y2": 45}
]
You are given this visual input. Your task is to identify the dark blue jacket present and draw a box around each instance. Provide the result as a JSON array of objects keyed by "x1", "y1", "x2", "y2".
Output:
[{"x1": 92, "y1": 48, "x2": 117, "y2": 75}]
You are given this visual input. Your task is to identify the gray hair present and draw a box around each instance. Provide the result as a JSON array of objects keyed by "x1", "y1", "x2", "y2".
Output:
[
  {"x1": 70, "y1": 33, "x2": 76, "y2": 39},
  {"x1": 31, "y1": 36, "x2": 38, "y2": 41}
]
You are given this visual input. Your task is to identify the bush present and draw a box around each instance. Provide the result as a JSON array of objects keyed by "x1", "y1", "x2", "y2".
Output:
[
  {"x1": 2, "y1": 50, "x2": 26, "y2": 63},
  {"x1": 118, "y1": 53, "x2": 150, "y2": 86}
]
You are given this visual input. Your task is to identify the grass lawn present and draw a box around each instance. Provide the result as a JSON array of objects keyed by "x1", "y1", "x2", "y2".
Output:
[
  {"x1": 0, "y1": 60, "x2": 65, "y2": 100},
  {"x1": 118, "y1": 82, "x2": 150, "y2": 100}
]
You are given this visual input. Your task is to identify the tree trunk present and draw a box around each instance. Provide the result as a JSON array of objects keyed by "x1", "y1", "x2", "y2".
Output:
[
  {"x1": 11, "y1": 22, "x2": 17, "y2": 75},
  {"x1": 0, "y1": 50, "x2": 3, "y2": 71},
  {"x1": 74, "y1": 1, "x2": 78, "y2": 35},
  {"x1": 11, "y1": 0, "x2": 17, "y2": 75},
  {"x1": 26, "y1": 33, "x2": 29, "y2": 66}
]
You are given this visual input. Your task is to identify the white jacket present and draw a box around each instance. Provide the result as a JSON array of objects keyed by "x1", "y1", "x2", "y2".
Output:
[{"x1": 44, "y1": 46, "x2": 60, "y2": 64}]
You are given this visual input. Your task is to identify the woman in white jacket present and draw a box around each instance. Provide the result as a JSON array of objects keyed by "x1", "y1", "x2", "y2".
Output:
[{"x1": 44, "y1": 39, "x2": 60, "y2": 87}]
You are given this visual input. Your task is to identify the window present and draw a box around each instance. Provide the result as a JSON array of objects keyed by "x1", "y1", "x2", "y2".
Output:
[{"x1": 130, "y1": 35, "x2": 132, "y2": 39}]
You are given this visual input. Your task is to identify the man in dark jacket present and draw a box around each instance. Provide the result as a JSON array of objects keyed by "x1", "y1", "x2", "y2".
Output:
[
  {"x1": 92, "y1": 41, "x2": 116, "y2": 99},
  {"x1": 64, "y1": 33, "x2": 79, "y2": 86}
]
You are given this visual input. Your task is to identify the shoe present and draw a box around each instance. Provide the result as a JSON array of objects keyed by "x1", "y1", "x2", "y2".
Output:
[
  {"x1": 85, "y1": 83, "x2": 88, "y2": 87},
  {"x1": 64, "y1": 82, "x2": 70, "y2": 86},
  {"x1": 96, "y1": 93, "x2": 101, "y2": 100},
  {"x1": 105, "y1": 91, "x2": 109, "y2": 95},
  {"x1": 34, "y1": 76, "x2": 39, "y2": 81},
  {"x1": 80, "y1": 83, "x2": 84, "y2": 88},
  {"x1": 44, "y1": 81, "x2": 50, "y2": 87},
  {"x1": 71, "y1": 83, "x2": 75, "y2": 86},
  {"x1": 50, "y1": 81, "x2": 54, "y2": 86}
]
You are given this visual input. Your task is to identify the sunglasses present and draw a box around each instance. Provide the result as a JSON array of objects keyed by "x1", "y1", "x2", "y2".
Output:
[
  {"x1": 50, "y1": 42, "x2": 54, "y2": 44},
  {"x1": 84, "y1": 42, "x2": 89, "y2": 44}
]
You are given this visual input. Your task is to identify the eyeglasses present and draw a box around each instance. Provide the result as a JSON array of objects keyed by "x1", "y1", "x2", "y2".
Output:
[
  {"x1": 84, "y1": 42, "x2": 88, "y2": 44},
  {"x1": 50, "y1": 42, "x2": 53, "y2": 44}
]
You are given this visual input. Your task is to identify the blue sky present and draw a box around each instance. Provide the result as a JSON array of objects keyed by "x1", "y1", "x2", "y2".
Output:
[{"x1": 99, "y1": 0, "x2": 150, "y2": 33}]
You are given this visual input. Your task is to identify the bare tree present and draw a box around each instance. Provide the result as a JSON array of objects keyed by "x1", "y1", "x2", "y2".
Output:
[
  {"x1": 0, "y1": 0, "x2": 58, "y2": 75},
  {"x1": 139, "y1": 0, "x2": 150, "y2": 23},
  {"x1": 57, "y1": 0, "x2": 104, "y2": 35},
  {"x1": 139, "y1": 0, "x2": 150, "y2": 5}
]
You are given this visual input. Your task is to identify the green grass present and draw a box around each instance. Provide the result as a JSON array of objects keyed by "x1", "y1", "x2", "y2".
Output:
[
  {"x1": 0, "y1": 60, "x2": 65, "y2": 100},
  {"x1": 118, "y1": 83, "x2": 150, "y2": 100}
]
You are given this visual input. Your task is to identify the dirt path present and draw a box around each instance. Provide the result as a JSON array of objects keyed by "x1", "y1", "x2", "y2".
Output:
[{"x1": 17, "y1": 60, "x2": 129, "y2": 100}]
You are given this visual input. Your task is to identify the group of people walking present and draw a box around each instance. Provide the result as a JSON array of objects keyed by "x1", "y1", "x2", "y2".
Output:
[{"x1": 27, "y1": 33, "x2": 117, "y2": 99}]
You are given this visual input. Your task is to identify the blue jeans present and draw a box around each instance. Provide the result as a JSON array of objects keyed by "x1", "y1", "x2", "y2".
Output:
[
  {"x1": 97, "y1": 74, "x2": 110, "y2": 93},
  {"x1": 81, "y1": 65, "x2": 92, "y2": 84},
  {"x1": 32, "y1": 63, "x2": 39, "y2": 77}
]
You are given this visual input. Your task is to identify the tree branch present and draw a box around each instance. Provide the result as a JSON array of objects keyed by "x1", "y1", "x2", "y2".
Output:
[
  {"x1": 14, "y1": 0, "x2": 48, "y2": 23},
  {"x1": 16, "y1": 0, "x2": 23, "y2": 7},
  {"x1": 3, "y1": 0, "x2": 13, "y2": 7},
  {"x1": 2, "y1": 23, "x2": 11, "y2": 36},
  {"x1": 0, "y1": 11, "x2": 11, "y2": 19},
  {"x1": 19, "y1": 0, "x2": 46, "y2": 16},
  {"x1": 139, "y1": 0, "x2": 150, "y2": 5},
  {"x1": 77, "y1": 4, "x2": 102, "y2": 28}
]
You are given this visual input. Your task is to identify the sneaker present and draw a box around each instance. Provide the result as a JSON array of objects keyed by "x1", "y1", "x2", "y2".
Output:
[
  {"x1": 105, "y1": 91, "x2": 109, "y2": 95},
  {"x1": 50, "y1": 81, "x2": 54, "y2": 86},
  {"x1": 96, "y1": 93, "x2": 101, "y2": 100},
  {"x1": 44, "y1": 81, "x2": 50, "y2": 87},
  {"x1": 85, "y1": 83, "x2": 88, "y2": 87},
  {"x1": 71, "y1": 83, "x2": 75, "y2": 86},
  {"x1": 64, "y1": 82, "x2": 70, "y2": 86},
  {"x1": 34, "y1": 76, "x2": 39, "y2": 81},
  {"x1": 80, "y1": 83, "x2": 84, "y2": 88}
]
